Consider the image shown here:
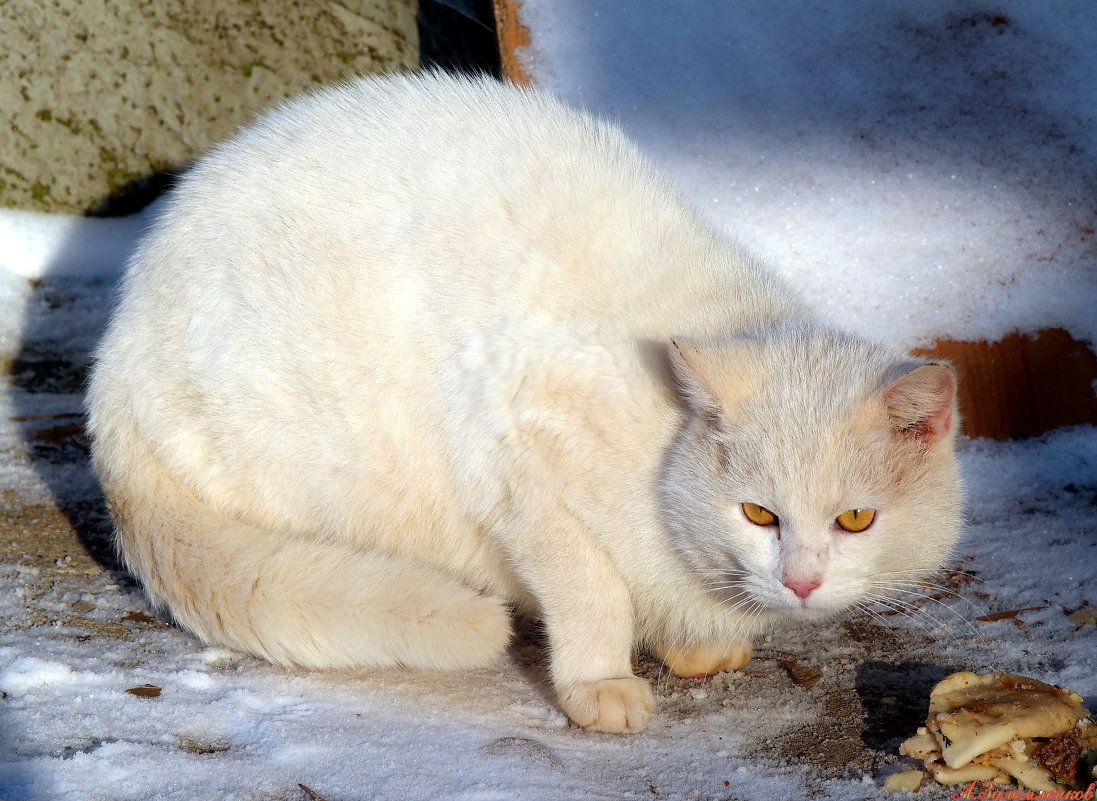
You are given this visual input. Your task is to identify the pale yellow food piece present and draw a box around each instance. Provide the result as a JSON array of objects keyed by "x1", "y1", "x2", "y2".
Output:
[
  {"x1": 898, "y1": 729, "x2": 938, "y2": 761},
  {"x1": 894, "y1": 671, "x2": 1095, "y2": 792},
  {"x1": 927, "y1": 672, "x2": 1087, "y2": 769},
  {"x1": 923, "y1": 758, "x2": 1000, "y2": 784},
  {"x1": 990, "y1": 757, "x2": 1060, "y2": 793},
  {"x1": 883, "y1": 769, "x2": 924, "y2": 793}
]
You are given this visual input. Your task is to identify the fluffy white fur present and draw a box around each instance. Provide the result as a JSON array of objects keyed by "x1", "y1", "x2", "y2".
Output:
[{"x1": 87, "y1": 72, "x2": 963, "y2": 733}]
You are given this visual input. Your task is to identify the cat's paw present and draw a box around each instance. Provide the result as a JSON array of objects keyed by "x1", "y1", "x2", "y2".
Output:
[
  {"x1": 558, "y1": 677, "x2": 654, "y2": 733},
  {"x1": 658, "y1": 643, "x2": 752, "y2": 678}
]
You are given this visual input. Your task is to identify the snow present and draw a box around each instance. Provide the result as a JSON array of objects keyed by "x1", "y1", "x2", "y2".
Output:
[
  {"x1": 520, "y1": 0, "x2": 1097, "y2": 349},
  {"x1": 0, "y1": 206, "x2": 157, "y2": 280},
  {"x1": 1, "y1": 1, "x2": 1096, "y2": 800}
]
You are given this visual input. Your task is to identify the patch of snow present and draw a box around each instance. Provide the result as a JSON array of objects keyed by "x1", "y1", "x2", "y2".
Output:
[
  {"x1": 0, "y1": 205, "x2": 155, "y2": 280},
  {"x1": 520, "y1": 0, "x2": 1097, "y2": 349}
]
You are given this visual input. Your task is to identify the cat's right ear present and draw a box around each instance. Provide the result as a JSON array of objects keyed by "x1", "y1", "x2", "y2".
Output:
[{"x1": 668, "y1": 339, "x2": 731, "y2": 423}]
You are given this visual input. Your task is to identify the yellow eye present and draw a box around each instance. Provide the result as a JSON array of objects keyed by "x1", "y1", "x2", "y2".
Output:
[
  {"x1": 836, "y1": 508, "x2": 876, "y2": 533},
  {"x1": 741, "y1": 503, "x2": 778, "y2": 527}
]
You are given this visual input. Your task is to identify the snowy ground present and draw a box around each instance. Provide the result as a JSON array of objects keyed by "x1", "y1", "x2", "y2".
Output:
[{"x1": 1, "y1": 1, "x2": 1096, "y2": 800}]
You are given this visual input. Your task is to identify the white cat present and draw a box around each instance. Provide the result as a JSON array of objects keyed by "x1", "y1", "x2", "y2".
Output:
[{"x1": 87, "y1": 72, "x2": 962, "y2": 733}]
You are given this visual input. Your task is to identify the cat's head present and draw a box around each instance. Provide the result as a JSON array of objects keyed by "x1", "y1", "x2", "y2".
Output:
[{"x1": 661, "y1": 325, "x2": 962, "y2": 621}]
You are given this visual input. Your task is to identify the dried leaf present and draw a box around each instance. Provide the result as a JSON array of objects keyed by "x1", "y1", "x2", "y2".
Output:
[
  {"x1": 299, "y1": 785, "x2": 330, "y2": 801},
  {"x1": 948, "y1": 571, "x2": 978, "y2": 586},
  {"x1": 125, "y1": 684, "x2": 161, "y2": 698},
  {"x1": 122, "y1": 610, "x2": 159, "y2": 625},
  {"x1": 975, "y1": 606, "x2": 1045, "y2": 622},
  {"x1": 7, "y1": 412, "x2": 83, "y2": 422},
  {"x1": 179, "y1": 738, "x2": 230, "y2": 755},
  {"x1": 780, "y1": 660, "x2": 822, "y2": 687},
  {"x1": 1068, "y1": 608, "x2": 1097, "y2": 627},
  {"x1": 28, "y1": 423, "x2": 87, "y2": 447}
]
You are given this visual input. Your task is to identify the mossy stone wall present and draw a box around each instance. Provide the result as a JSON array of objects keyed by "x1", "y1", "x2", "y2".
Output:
[{"x1": 1, "y1": 0, "x2": 418, "y2": 215}]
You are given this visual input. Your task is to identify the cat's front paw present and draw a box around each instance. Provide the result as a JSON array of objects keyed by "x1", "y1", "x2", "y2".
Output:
[
  {"x1": 559, "y1": 677, "x2": 654, "y2": 733},
  {"x1": 659, "y1": 643, "x2": 752, "y2": 678}
]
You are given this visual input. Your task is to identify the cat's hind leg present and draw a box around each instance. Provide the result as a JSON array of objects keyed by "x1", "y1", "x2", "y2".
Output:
[
  {"x1": 656, "y1": 643, "x2": 752, "y2": 678},
  {"x1": 100, "y1": 455, "x2": 511, "y2": 672}
]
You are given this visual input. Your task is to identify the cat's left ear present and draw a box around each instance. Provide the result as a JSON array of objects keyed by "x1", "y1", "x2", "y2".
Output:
[{"x1": 881, "y1": 363, "x2": 958, "y2": 444}]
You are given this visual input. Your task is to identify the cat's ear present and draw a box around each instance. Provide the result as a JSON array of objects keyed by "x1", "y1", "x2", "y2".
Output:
[
  {"x1": 668, "y1": 339, "x2": 742, "y2": 422},
  {"x1": 881, "y1": 363, "x2": 957, "y2": 444}
]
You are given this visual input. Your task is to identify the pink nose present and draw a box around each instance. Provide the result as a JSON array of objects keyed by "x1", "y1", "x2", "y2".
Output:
[{"x1": 784, "y1": 579, "x2": 820, "y2": 600}]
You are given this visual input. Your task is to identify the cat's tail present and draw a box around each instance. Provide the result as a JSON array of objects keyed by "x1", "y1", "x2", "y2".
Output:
[{"x1": 94, "y1": 439, "x2": 512, "y2": 672}]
